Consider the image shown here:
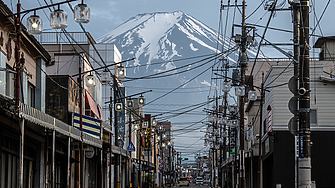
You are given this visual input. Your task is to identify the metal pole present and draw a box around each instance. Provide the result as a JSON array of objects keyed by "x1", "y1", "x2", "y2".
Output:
[
  {"x1": 240, "y1": 1, "x2": 247, "y2": 187},
  {"x1": 258, "y1": 72, "x2": 264, "y2": 188},
  {"x1": 298, "y1": 1, "x2": 311, "y2": 187},
  {"x1": 139, "y1": 118, "x2": 143, "y2": 188},
  {"x1": 114, "y1": 76, "x2": 120, "y2": 188},
  {"x1": 154, "y1": 130, "x2": 156, "y2": 187},
  {"x1": 110, "y1": 88, "x2": 113, "y2": 188},
  {"x1": 14, "y1": 1, "x2": 21, "y2": 115},
  {"x1": 67, "y1": 137, "x2": 71, "y2": 188},
  {"x1": 293, "y1": 4, "x2": 300, "y2": 187},
  {"x1": 129, "y1": 109, "x2": 132, "y2": 188},
  {"x1": 19, "y1": 119, "x2": 24, "y2": 188},
  {"x1": 52, "y1": 129, "x2": 55, "y2": 188},
  {"x1": 79, "y1": 61, "x2": 84, "y2": 188}
]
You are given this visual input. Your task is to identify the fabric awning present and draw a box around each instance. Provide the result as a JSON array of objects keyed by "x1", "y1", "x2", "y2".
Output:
[
  {"x1": 97, "y1": 105, "x2": 105, "y2": 121},
  {"x1": 85, "y1": 90, "x2": 100, "y2": 119}
]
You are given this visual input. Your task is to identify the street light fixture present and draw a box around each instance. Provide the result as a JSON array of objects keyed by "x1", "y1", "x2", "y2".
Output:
[
  {"x1": 235, "y1": 86, "x2": 245, "y2": 96},
  {"x1": 117, "y1": 65, "x2": 126, "y2": 80},
  {"x1": 50, "y1": 5, "x2": 68, "y2": 29},
  {"x1": 27, "y1": 11, "x2": 42, "y2": 35},
  {"x1": 86, "y1": 73, "x2": 95, "y2": 86},
  {"x1": 222, "y1": 81, "x2": 232, "y2": 93},
  {"x1": 248, "y1": 90, "x2": 257, "y2": 101},
  {"x1": 152, "y1": 118, "x2": 157, "y2": 127},
  {"x1": 115, "y1": 103, "x2": 123, "y2": 112},
  {"x1": 138, "y1": 95, "x2": 145, "y2": 106},
  {"x1": 74, "y1": 1, "x2": 90, "y2": 23}
]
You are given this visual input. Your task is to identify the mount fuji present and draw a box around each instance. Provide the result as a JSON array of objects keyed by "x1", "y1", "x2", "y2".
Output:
[{"x1": 96, "y1": 11, "x2": 260, "y2": 134}]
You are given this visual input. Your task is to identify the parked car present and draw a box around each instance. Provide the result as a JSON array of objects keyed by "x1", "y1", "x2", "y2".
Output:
[
  {"x1": 195, "y1": 177, "x2": 204, "y2": 185},
  {"x1": 179, "y1": 177, "x2": 190, "y2": 187},
  {"x1": 204, "y1": 179, "x2": 210, "y2": 184}
]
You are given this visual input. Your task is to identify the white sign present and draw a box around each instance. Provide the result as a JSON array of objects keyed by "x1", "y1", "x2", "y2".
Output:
[
  {"x1": 85, "y1": 146, "x2": 95, "y2": 158},
  {"x1": 246, "y1": 124, "x2": 253, "y2": 141}
]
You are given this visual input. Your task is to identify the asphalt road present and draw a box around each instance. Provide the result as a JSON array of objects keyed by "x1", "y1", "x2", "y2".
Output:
[{"x1": 173, "y1": 182, "x2": 211, "y2": 188}]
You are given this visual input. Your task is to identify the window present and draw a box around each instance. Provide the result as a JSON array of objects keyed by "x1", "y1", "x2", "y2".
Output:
[
  {"x1": 0, "y1": 51, "x2": 6, "y2": 95},
  {"x1": 310, "y1": 109, "x2": 317, "y2": 124},
  {"x1": 6, "y1": 67, "x2": 14, "y2": 98},
  {"x1": 28, "y1": 83, "x2": 35, "y2": 107}
]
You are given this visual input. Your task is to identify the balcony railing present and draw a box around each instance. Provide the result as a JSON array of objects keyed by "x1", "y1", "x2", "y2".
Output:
[{"x1": 35, "y1": 32, "x2": 95, "y2": 44}]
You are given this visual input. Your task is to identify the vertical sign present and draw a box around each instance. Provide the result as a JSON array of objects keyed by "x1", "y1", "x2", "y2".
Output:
[
  {"x1": 117, "y1": 87, "x2": 126, "y2": 136},
  {"x1": 299, "y1": 135, "x2": 304, "y2": 158},
  {"x1": 144, "y1": 114, "x2": 152, "y2": 151},
  {"x1": 246, "y1": 124, "x2": 253, "y2": 141},
  {"x1": 267, "y1": 105, "x2": 272, "y2": 132},
  {"x1": 144, "y1": 127, "x2": 151, "y2": 151}
]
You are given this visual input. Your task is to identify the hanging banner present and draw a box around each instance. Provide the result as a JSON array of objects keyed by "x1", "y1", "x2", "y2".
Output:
[
  {"x1": 117, "y1": 87, "x2": 126, "y2": 136},
  {"x1": 144, "y1": 128, "x2": 151, "y2": 151},
  {"x1": 246, "y1": 124, "x2": 253, "y2": 141}
]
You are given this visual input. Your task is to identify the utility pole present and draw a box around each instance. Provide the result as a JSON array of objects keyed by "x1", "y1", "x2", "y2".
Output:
[
  {"x1": 222, "y1": 62, "x2": 229, "y2": 188},
  {"x1": 113, "y1": 76, "x2": 120, "y2": 188},
  {"x1": 239, "y1": 1, "x2": 247, "y2": 187},
  {"x1": 110, "y1": 88, "x2": 113, "y2": 188},
  {"x1": 258, "y1": 73, "x2": 264, "y2": 188},
  {"x1": 289, "y1": 1, "x2": 300, "y2": 187},
  {"x1": 298, "y1": 0, "x2": 311, "y2": 187}
]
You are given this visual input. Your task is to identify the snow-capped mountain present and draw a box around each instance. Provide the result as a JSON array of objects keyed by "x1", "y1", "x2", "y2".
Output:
[
  {"x1": 97, "y1": 11, "x2": 258, "y2": 121},
  {"x1": 97, "y1": 11, "x2": 240, "y2": 70}
]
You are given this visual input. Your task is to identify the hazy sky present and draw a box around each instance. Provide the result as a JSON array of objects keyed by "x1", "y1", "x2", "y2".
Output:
[
  {"x1": 5, "y1": 0, "x2": 334, "y2": 57},
  {"x1": 4, "y1": 0, "x2": 334, "y2": 159}
]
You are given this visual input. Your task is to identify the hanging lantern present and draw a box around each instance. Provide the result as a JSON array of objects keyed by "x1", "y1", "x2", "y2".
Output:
[
  {"x1": 50, "y1": 7, "x2": 68, "y2": 29},
  {"x1": 235, "y1": 86, "x2": 245, "y2": 96},
  {"x1": 101, "y1": 70, "x2": 111, "y2": 83},
  {"x1": 222, "y1": 81, "x2": 231, "y2": 93},
  {"x1": 152, "y1": 118, "x2": 157, "y2": 127},
  {"x1": 127, "y1": 99, "x2": 134, "y2": 108},
  {"x1": 115, "y1": 103, "x2": 123, "y2": 111},
  {"x1": 74, "y1": 3, "x2": 90, "y2": 23},
  {"x1": 117, "y1": 65, "x2": 126, "y2": 80},
  {"x1": 27, "y1": 13, "x2": 42, "y2": 35},
  {"x1": 86, "y1": 74, "x2": 95, "y2": 86},
  {"x1": 138, "y1": 95, "x2": 145, "y2": 106},
  {"x1": 143, "y1": 121, "x2": 148, "y2": 128},
  {"x1": 248, "y1": 90, "x2": 257, "y2": 101}
]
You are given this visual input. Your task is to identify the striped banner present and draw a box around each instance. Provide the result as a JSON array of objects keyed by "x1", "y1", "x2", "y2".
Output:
[{"x1": 73, "y1": 112, "x2": 101, "y2": 139}]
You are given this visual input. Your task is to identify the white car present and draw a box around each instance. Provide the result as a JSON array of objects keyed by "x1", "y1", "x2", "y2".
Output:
[{"x1": 195, "y1": 177, "x2": 203, "y2": 185}]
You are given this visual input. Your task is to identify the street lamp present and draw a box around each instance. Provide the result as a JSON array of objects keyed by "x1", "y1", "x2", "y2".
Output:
[
  {"x1": 50, "y1": 5, "x2": 68, "y2": 29},
  {"x1": 86, "y1": 73, "x2": 95, "y2": 86},
  {"x1": 74, "y1": 1, "x2": 90, "y2": 23},
  {"x1": 27, "y1": 11, "x2": 42, "y2": 34},
  {"x1": 117, "y1": 65, "x2": 126, "y2": 80},
  {"x1": 152, "y1": 118, "x2": 157, "y2": 127},
  {"x1": 138, "y1": 95, "x2": 145, "y2": 106},
  {"x1": 235, "y1": 86, "x2": 245, "y2": 96},
  {"x1": 248, "y1": 90, "x2": 257, "y2": 101},
  {"x1": 222, "y1": 81, "x2": 232, "y2": 93}
]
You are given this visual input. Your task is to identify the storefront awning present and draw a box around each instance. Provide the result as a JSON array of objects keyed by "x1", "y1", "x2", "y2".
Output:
[{"x1": 85, "y1": 90, "x2": 101, "y2": 119}]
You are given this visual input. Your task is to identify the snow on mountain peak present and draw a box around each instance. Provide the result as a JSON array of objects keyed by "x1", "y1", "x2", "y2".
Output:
[{"x1": 97, "y1": 11, "x2": 230, "y2": 68}]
